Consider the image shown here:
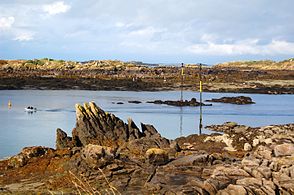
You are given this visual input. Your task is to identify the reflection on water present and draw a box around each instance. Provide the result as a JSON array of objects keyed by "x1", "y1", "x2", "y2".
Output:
[
  {"x1": 0, "y1": 90, "x2": 293, "y2": 158},
  {"x1": 179, "y1": 107, "x2": 183, "y2": 136}
]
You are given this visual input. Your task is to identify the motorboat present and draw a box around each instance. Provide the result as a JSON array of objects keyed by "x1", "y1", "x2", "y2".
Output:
[{"x1": 25, "y1": 106, "x2": 37, "y2": 112}]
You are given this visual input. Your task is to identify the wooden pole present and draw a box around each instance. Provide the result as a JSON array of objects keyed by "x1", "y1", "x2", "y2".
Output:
[{"x1": 199, "y1": 63, "x2": 203, "y2": 134}]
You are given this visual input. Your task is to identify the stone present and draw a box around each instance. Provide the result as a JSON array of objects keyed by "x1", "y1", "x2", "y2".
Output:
[
  {"x1": 257, "y1": 166, "x2": 272, "y2": 179},
  {"x1": 217, "y1": 184, "x2": 247, "y2": 195},
  {"x1": 241, "y1": 157, "x2": 260, "y2": 167},
  {"x1": 274, "y1": 143, "x2": 294, "y2": 157},
  {"x1": 236, "y1": 177, "x2": 262, "y2": 186},
  {"x1": 244, "y1": 143, "x2": 252, "y2": 151},
  {"x1": 145, "y1": 148, "x2": 169, "y2": 166},
  {"x1": 252, "y1": 139, "x2": 259, "y2": 147},
  {"x1": 212, "y1": 166, "x2": 250, "y2": 179},
  {"x1": 81, "y1": 144, "x2": 115, "y2": 168},
  {"x1": 254, "y1": 145, "x2": 272, "y2": 159},
  {"x1": 8, "y1": 146, "x2": 53, "y2": 168}
]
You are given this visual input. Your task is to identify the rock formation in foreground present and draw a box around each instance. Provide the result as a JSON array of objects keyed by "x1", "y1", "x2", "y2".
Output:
[{"x1": 1, "y1": 102, "x2": 294, "y2": 194}]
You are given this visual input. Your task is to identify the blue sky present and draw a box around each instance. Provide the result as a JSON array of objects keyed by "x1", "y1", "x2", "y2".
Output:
[{"x1": 0, "y1": 0, "x2": 293, "y2": 64}]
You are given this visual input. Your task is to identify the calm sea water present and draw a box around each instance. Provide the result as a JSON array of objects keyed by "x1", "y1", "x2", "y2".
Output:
[{"x1": 0, "y1": 90, "x2": 293, "y2": 158}]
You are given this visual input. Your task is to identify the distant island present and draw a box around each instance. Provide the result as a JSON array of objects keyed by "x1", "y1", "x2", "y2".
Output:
[{"x1": 0, "y1": 58, "x2": 293, "y2": 94}]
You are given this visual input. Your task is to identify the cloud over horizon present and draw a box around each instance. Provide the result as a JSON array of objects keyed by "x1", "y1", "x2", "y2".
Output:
[{"x1": 0, "y1": 0, "x2": 293, "y2": 64}]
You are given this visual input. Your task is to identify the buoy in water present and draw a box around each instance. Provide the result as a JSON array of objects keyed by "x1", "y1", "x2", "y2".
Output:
[{"x1": 8, "y1": 100, "x2": 12, "y2": 108}]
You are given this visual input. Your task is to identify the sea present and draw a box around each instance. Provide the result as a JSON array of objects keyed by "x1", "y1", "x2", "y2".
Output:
[{"x1": 0, "y1": 90, "x2": 293, "y2": 159}]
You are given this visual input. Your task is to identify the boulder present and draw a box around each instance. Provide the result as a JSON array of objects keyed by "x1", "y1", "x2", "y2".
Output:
[
  {"x1": 253, "y1": 145, "x2": 273, "y2": 159},
  {"x1": 145, "y1": 148, "x2": 169, "y2": 165},
  {"x1": 81, "y1": 144, "x2": 115, "y2": 168},
  {"x1": 274, "y1": 143, "x2": 294, "y2": 157},
  {"x1": 217, "y1": 184, "x2": 247, "y2": 195},
  {"x1": 8, "y1": 146, "x2": 53, "y2": 168},
  {"x1": 244, "y1": 143, "x2": 252, "y2": 151}
]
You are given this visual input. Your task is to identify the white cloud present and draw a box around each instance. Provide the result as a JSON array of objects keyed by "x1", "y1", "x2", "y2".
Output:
[
  {"x1": 187, "y1": 39, "x2": 294, "y2": 56},
  {"x1": 127, "y1": 26, "x2": 165, "y2": 37},
  {"x1": 13, "y1": 32, "x2": 35, "y2": 42},
  {"x1": 0, "y1": 16, "x2": 15, "y2": 30},
  {"x1": 42, "y1": 1, "x2": 70, "y2": 16}
]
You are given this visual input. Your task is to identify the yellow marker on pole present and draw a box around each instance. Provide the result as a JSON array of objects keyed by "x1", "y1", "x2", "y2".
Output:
[
  {"x1": 8, "y1": 100, "x2": 12, "y2": 108},
  {"x1": 199, "y1": 81, "x2": 202, "y2": 92},
  {"x1": 181, "y1": 67, "x2": 184, "y2": 76}
]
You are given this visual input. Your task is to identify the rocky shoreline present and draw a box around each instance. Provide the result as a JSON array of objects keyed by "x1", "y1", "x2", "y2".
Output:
[
  {"x1": 0, "y1": 102, "x2": 293, "y2": 194},
  {"x1": 1, "y1": 59, "x2": 294, "y2": 94}
]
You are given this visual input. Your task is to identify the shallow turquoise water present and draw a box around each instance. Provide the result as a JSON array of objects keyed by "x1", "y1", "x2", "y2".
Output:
[{"x1": 0, "y1": 90, "x2": 293, "y2": 158}]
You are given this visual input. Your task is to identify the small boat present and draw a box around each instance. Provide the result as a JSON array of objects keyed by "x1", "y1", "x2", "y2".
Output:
[{"x1": 25, "y1": 106, "x2": 37, "y2": 112}]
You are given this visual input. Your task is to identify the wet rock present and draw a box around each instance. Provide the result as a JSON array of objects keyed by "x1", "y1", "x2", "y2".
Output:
[
  {"x1": 274, "y1": 143, "x2": 294, "y2": 157},
  {"x1": 206, "y1": 96, "x2": 255, "y2": 105},
  {"x1": 128, "y1": 100, "x2": 142, "y2": 104},
  {"x1": 145, "y1": 148, "x2": 169, "y2": 165}
]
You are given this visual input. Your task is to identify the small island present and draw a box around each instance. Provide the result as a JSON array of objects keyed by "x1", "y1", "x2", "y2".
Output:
[
  {"x1": 206, "y1": 96, "x2": 255, "y2": 104},
  {"x1": 147, "y1": 98, "x2": 212, "y2": 107}
]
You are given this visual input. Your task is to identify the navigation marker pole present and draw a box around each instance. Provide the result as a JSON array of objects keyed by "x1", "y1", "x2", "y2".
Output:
[
  {"x1": 180, "y1": 63, "x2": 184, "y2": 102},
  {"x1": 179, "y1": 63, "x2": 184, "y2": 136},
  {"x1": 199, "y1": 63, "x2": 203, "y2": 134}
]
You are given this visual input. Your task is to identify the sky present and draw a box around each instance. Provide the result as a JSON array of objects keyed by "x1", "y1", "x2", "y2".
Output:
[{"x1": 0, "y1": 0, "x2": 293, "y2": 65}]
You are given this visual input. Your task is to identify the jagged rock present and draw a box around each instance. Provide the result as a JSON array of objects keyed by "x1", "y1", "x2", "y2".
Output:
[
  {"x1": 81, "y1": 144, "x2": 115, "y2": 168},
  {"x1": 56, "y1": 128, "x2": 72, "y2": 149},
  {"x1": 145, "y1": 148, "x2": 169, "y2": 165},
  {"x1": 274, "y1": 143, "x2": 294, "y2": 157},
  {"x1": 57, "y1": 102, "x2": 171, "y2": 152},
  {"x1": 206, "y1": 96, "x2": 255, "y2": 105}
]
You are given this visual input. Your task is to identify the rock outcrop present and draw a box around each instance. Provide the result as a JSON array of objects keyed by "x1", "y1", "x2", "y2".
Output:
[
  {"x1": 147, "y1": 98, "x2": 212, "y2": 107},
  {"x1": 1, "y1": 103, "x2": 294, "y2": 194},
  {"x1": 206, "y1": 96, "x2": 255, "y2": 104},
  {"x1": 56, "y1": 101, "x2": 170, "y2": 155}
]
